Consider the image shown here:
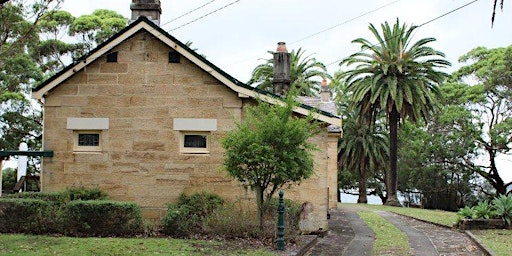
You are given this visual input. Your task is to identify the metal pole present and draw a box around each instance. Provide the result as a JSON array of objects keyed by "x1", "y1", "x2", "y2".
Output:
[{"x1": 276, "y1": 190, "x2": 285, "y2": 250}]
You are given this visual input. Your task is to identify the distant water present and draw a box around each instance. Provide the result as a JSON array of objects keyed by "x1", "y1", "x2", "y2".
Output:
[
  {"x1": 340, "y1": 193, "x2": 383, "y2": 205},
  {"x1": 340, "y1": 191, "x2": 407, "y2": 205}
]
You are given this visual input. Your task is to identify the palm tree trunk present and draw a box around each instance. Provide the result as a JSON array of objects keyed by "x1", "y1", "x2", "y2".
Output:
[
  {"x1": 357, "y1": 159, "x2": 368, "y2": 203},
  {"x1": 385, "y1": 108, "x2": 401, "y2": 206}
]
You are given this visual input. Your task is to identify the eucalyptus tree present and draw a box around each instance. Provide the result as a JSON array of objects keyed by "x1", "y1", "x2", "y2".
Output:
[
  {"x1": 0, "y1": 0, "x2": 62, "y2": 152},
  {"x1": 341, "y1": 19, "x2": 450, "y2": 206},
  {"x1": 452, "y1": 45, "x2": 512, "y2": 195},
  {"x1": 0, "y1": 2, "x2": 127, "y2": 165},
  {"x1": 248, "y1": 48, "x2": 330, "y2": 96},
  {"x1": 69, "y1": 9, "x2": 128, "y2": 58}
]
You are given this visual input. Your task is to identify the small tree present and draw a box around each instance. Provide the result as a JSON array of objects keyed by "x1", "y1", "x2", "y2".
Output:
[{"x1": 222, "y1": 95, "x2": 318, "y2": 228}]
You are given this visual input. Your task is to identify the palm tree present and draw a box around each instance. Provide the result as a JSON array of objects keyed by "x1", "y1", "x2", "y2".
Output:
[
  {"x1": 492, "y1": 0, "x2": 504, "y2": 25},
  {"x1": 248, "y1": 48, "x2": 330, "y2": 96},
  {"x1": 341, "y1": 19, "x2": 450, "y2": 206},
  {"x1": 339, "y1": 113, "x2": 389, "y2": 203}
]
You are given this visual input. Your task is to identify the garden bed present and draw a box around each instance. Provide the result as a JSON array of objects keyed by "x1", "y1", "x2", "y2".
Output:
[{"x1": 457, "y1": 219, "x2": 508, "y2": 230}]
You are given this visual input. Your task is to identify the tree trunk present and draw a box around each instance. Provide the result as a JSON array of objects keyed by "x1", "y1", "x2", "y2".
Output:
[
  {"x1": 385, "y1": 108, "x2": 401, "y2": 206},
  {"x1": 357, "y1": 160, "x2": 368, "y2": 204},
  {"x1": 488, "y1": 147, "x2": 507, "y2": 195},
  {"x1": 255, "y1": 185, "x2": 265, "y2": 230}
]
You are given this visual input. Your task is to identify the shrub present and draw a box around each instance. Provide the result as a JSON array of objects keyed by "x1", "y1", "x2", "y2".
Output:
[
  {"x1": 4, "y1": 187, "x2": 108, "y2": 205},
  {"x1": 492, "y1": 194, "x2": 512, "y2": 226},
  {"x1": 161, "y1": 192, "x2": 224, "y2": 237},
  {"x1": 473, "y1": 201, "x2": 496, "y2": 219},
  {"x1": 262, "y1": 198, "x2": 302, "y2": 240},
  {"x1": 203, "y1": 203, "x2": 261, "y2": 238},
  {"x1": 203, "y1": 198, "x2": 302, "y2": 241},
  {"x1": 0, "y1": 198, "x2": 54, "y2": 234},
  {"x1": 65, "y1": 200, "x2": 143, "y2": 237},
  {"x1": 64, "y1": 187, "x2": 108, "y2": 201},
  {"x1": 5, "y1": 191, "x2": 70, "y2": 205},
  {"x1": 457, "y1": 206, "x2": 475, "y2": 220}
]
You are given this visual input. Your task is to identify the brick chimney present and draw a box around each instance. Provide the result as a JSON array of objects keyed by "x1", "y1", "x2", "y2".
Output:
[
  {"x1": 130, "y1": 0, "x2": 162, "y2": 25},
  {"x1": 320, "y1": 79, "x2": 331, "y2": 102},
  {"x1": 272, "y1": 42, "x2": 291, "y2": 96}
]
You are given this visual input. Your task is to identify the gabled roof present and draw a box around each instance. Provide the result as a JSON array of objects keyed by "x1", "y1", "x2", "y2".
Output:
[{"x1": 32, "y1": 17, "x2": 341, "y2": 128}]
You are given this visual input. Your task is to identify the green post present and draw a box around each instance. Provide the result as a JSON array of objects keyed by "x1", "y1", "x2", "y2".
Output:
[{"x1": 276, "y1": 190, "x2": 285, "y2": 250}]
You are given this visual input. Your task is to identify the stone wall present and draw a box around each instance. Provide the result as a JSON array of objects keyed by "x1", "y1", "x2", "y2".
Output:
[{"x1": 41, "y1": 30, "x2": 340, "y2": 232}]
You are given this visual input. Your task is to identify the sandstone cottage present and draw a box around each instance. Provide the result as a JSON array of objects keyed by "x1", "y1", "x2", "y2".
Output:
[{"x1": 31, "y1": 0, "x2": 342, "y2": 232}]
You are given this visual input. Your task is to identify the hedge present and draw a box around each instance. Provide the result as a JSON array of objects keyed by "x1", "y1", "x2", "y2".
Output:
[{"x1": 65, "y1": 200, "x2": 144, "y2": 237}]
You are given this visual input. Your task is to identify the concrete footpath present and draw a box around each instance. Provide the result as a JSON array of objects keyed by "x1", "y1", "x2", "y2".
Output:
[{"x1": 303, "y1": 204, "x2": 487, "y2": 256}]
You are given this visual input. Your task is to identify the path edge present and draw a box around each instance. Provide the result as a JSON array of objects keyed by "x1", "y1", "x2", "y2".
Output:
[
  {"x1": 285, "y1": 234, "x2": 317, "y2": 256},
  {"x1": 465, "y1": 230, "x2": 496, "y2": 256},
  {"x1": 392, "y1": 212, "x2": 496, "y2": 256}
]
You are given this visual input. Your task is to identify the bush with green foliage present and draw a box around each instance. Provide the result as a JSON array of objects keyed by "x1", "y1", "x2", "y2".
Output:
[
  {"x1": 5, "y1": 191, "x2": 70, "y2": 205},
  {"x1": 203, "y1": 198, "x2": 302, "y2": 241},
  {"x1": 0, "y1": 187, "x2": 131, "y2": 235},
  {"x1": 5, "y1": 187, "x2": 108, "y2": 205},
  {"x1": 1, "y1": 168, "x2": 17, "y2": 192},
  {"x1": 492, "y1": 194, "x2": 512, "y2": 226},
  {"x1": 0, "y1": 198, "x2": 54, "y2": 234},
  {"x1": 457, "y1": 206, "x2": 475, "y2": 220},
  {"x1": 222, "y1": 96, "x2": 318, "y2": 228},
  {"x1": 473, "y1": 201, "x2": 496, "y2": 219},
  {"x1": 203, "y1": 203, "x2": 262, "y2": 238},
  {"x1": 457, "y1": 195, "x2": 512, "y2": 227},
  {"x1": 65, "y1": 200, "x2": 143, "y2": 237},
  {"x1": 64, "y1": 187, "x2": 108, "y2": 201},
  {"x1": 161, "y1": 192, "x2": 225, "y2": 237}
]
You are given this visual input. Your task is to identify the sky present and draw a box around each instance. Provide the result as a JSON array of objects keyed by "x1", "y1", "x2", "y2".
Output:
[
  {"x1": 6, "y1": 1, "x2": 512, "y2": 183},
  {"x1": 60, "y1": 0, "x2": 512, "y2": 82}
]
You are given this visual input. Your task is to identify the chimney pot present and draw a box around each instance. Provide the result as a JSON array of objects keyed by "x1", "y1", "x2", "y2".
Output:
[
  {"x1": 131, "y1": 0, "x2": 162, "y2": 25},
  {"x1": 321, "y1": 79, "x2": 328, "y2": 87},
  {"x1": 276, "y1": 42, "x2": 288, "y2": 53},
  {"x1": 320, "y1": 79, "x2": 331, "y2": 102}
]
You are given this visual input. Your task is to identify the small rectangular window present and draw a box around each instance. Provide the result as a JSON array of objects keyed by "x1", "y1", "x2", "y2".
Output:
[
  {"x1": 180, "y1": 132, "x2": 209, "y2": 154},
  {"x1": 106, "y1": 52, "x2": 118, "y2": 63},
  {"x1": 78, "y1": 133, "x2": 100, "y2": 146},
  {"x1": 169, "y1": 51, "x2": 180, "y2": 63},
  {"x1": 74, "y1": 131, "x2": 102, "y2": 151},
  {"x1": 184, "y1": 135, "x2": 207, "y2": 148}
]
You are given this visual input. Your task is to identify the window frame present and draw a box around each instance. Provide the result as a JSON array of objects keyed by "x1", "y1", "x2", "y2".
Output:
[
  {"x1": 73, "y1": 130, "x2": 102, "y2": 152},
  {"x1": 179, "y1": 131, "x2": 210, "y2": 154}
]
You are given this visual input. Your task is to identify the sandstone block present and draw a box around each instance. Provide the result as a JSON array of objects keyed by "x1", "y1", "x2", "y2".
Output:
[
  {"x1": 60, "y1": 96, "x2": 88, "y2": 106},
  {"x1": 147, "y1": 74, "x2": 172, "y2": 84},
  {"x1": 87, "y1": 96, "x2": 130, "y2": 107},
  {"x1": 66, "y1": 72, "x2": 88, "y2": 84},
  {"x1": 88, "y1": 74, "x2": 118, "y2": 84},
  {"x1": 133, "y1": 141, "x2": 166, "y2": 151},
  {"x1": 100, "y1": 63, "x2": 128, "y2": 73},
  {"x1": 52, "y1": 83, "x2": 78, "y2": 96}
]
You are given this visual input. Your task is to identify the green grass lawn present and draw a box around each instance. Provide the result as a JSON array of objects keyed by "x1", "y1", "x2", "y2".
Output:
[
  {"x1": 358, "y1": 203, "x2": 459, "y2": 227},
  {"x1": 358, "y1": 211, "x2": 410, "y2": 256},
  {"x1": 0, "y1": 234, "x2": 275, "y2": 256},
  {"x1": 470, "y1": 229, "x2": 512, "y2": 256}
]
